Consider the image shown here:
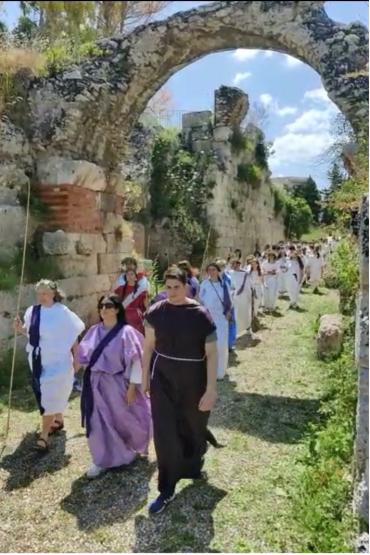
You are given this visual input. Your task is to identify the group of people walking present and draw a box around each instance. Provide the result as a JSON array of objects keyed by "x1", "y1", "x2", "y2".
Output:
[{"x1": 13, "y1": 238, "x2": 330, "y2": 514}]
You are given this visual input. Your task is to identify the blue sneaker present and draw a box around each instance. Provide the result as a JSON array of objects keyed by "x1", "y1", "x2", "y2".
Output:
[{"x1": 148, "y1": 492, "x2": 175, "y2": 515}]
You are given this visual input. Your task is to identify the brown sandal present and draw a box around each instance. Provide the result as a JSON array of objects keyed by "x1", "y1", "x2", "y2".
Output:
[
  {"x1": 34, "y1": 437, "x2": 49, "y2": 452},
  {"x1": 49, "y1": 420, "x2": 64, "y2": 435}
]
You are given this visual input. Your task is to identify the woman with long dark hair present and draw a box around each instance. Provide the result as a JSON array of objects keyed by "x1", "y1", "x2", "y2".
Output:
[
  {"x1": 177, "y1": 260, "x2": 200, "y2": 299},
  {"x1": 78, "y1": 294, "x2": 151, "y2": 478},
  {"x1": 286, "y1": 246, "x2": 305, "y2": 308},
  {"x1": 115, "y1": 268, "x2": 148, "y2": 334},
  {"x1": 199, "y1": 262, "x2": 232, "y2": 379},
  {"x1": 306, "y1": 244, "x2": 325, "y2": 293}
]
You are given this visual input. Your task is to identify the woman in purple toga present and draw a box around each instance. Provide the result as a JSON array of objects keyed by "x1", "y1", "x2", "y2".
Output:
[
  {"x1": 78, "y1": 294, "x2": 151, "y2": 478},
  {"x1": 143, "y1": 266, "x2": 218, "y2": 514}
]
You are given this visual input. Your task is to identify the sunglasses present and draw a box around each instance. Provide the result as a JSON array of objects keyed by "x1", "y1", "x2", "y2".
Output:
[{"x1": 99, "y1": 303, "x2": 115, "y2": 310}]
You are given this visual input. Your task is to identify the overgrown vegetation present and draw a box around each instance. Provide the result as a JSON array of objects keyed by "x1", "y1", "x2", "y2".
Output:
[
  {"x1": 150, "y1": 128, "x2": 215, "y2": 256},
  {"x1": 229, "y1": 126, "x2": 247, "y2": 154},
  {"x1": 0, "y1": 1, "x2": 170, "y2": 112},
  {"x1": 237, "y1": 162, "x2": 263, "y2": 187},
  {"x1": 0, "y1": 247, "x2": 63, "y2": 291},
  {"x1": 254, "y1": 140, "x2": 268, "y2": 169},
  {"x1": 0, "y1": 348, "x2": 30, "y2": 390},
  {"x1": 271, "y1": 185, "x2": 313, "y2": 238},
  {"x1": 272, "y1": 186, "x2": 286, "y2": 216},
  {"x1": 324, "y1": 238, "x2": 359, "y2": 315},
  {"x1": 291, "y1": 335, "x2": 357, "y2": 552}
]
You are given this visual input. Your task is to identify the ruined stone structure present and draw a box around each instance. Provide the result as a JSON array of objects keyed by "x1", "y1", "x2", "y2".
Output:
[
  {"x1": 354, "y1": 195, "x2": 369, "y2": 549},
  {"x1": 190, "y1": 87, "x2": 284, "y2": 255}
]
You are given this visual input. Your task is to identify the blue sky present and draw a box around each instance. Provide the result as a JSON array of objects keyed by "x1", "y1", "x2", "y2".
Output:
[{"x1": 2, "y1": 1, "x2": 368, "y2": 188}]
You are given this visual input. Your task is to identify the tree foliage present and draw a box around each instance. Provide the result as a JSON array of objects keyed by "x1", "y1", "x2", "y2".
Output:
[
  {"x1": 150, "y1": 128, "x2": 214, "y2": 248},
  {"x1": 18, "y1": 1, "x2": 170, "y2": 39},
  {"x1": 290, "y1": 176, "x2": 321, "y2": 223},
  {"x1": 284, "y1": 195, "x2": 313, "y2": 239}
]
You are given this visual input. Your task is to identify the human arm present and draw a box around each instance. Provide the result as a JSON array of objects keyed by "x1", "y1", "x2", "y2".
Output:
[
  {"x1": 142, "y1": 324, "x2": 155, "y2": 395},
  {"x1": 199, "y1": 334, "x2": 218, "y2": 411},
  {"x1": 13, "y1": 315, "x2": 28, "y2": 336},
  {"x1": 71, "y1": 341, "x2": 80, "y2": 373},
  {"x1": 126, "y1": 358, "x2": 143, "y2": 405}
]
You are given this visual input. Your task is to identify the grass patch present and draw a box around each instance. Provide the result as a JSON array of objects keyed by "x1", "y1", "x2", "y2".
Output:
[{"x1": 289, "y1": 335, "x2": 357, "y2": 552}]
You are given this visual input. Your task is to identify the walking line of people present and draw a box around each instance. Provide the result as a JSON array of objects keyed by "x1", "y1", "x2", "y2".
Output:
[{"x1": 13, "y1": 237, "x2": 332, "y2": 514}]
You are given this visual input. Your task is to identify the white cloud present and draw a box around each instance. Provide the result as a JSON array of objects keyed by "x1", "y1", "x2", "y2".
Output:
[
  {"x1": 285, "y1": 107, "x2": 337, "y2": 134},
  {"x1": 303, "y1": 87, "x2": 330, "y2": 103},
  {"x1": 284, "y1": 54, "x2": 303, "y2": 68},
  {"x1": 264, "y1": 51, "x2": 274, "y2": 58},
  {"x1": 259, "y1": 93, "x2": 297, "y2": 118},
  {"x1": 276, "y1": 106, "x2": 298, "y2": 117},
  {"x1": 259, "y1": 93, "x2": 273, "y2": 106},
  {"x1": 232, "y1": 71, "x2": 252, "y2": 85},
  {"x1": 232, "y1": 49, "x2": 259, "y2": 61},
  {"x1": 269, "y1": 132, "x2": 334, "y2": 169}
]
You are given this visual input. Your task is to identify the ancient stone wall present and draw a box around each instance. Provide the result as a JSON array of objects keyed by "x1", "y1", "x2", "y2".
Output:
[
  {"x1": 189, "y1": 87, "x2": 284, "y2": 258},
  {"x1": 354, "y1": 195, "x2": 369, "y2": 543}
]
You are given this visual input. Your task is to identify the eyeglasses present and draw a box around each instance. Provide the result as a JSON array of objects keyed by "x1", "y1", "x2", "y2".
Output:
[{"x1": 99, "y1": 303, "x2": 115, "y2": 310}]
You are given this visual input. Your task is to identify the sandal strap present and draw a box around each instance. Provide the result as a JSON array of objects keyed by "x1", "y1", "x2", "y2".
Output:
[{"x1": 37, "y1": 437, "x2": 48, "y2": 446}]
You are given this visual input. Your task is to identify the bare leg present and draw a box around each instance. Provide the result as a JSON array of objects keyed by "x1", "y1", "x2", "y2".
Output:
[
  {"x1": 54, "y1": 412, "x2": 64, "y2": 425},
  {"x1": 38, "y1": 414, "x2": 55, "y2": 445}
]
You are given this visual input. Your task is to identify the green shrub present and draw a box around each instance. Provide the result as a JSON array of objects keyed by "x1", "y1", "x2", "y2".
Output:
[
  {"x1": 229, "y1": 126, "x2": 247, "y2": 153},
  {"x1": 0, "y1": 348, "x2": 30, "y2": 390},
  {"x1": 325, "y1": 238, "x2": 359, "y2": 314},
  {"x1": 255, "y1": 141, "x2": 268, "y2": 169},
  {"x1": 0, "y1": 248, "x2": 64, "y2": 292},
  {"x1": 272, "y1": 186, "x2": 286, "y2": 215},
  {"x1": 291, "y1": 338, "x2": 357, "y2": 552},
  {"x1": 237, "y1": 163, "x2": 262, "y2": 186}
]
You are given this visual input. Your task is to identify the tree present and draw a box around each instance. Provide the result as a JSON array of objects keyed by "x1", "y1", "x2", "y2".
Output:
[
  {"x1": 321, "y1": 161, "x2": 345, "y2": 225},
  {"x1": 290, "y1": 176, "x2": 321, "y2": 223},
  {"x1": 18, "y1": 1, "x2": 170, "y2": 40},
  {"x1": 284, "y1": 196, "x2": 313, "y2": 239}
]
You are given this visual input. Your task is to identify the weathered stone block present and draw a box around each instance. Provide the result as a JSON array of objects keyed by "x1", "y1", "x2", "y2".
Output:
[
  {"x1": 57, "y1": 274, "x2": 111, "y2": 299},
  {"x1": 132, "y1": 223, "x2": 145, "y2": 256},
  {"x1": 213, "y1": 126, "x2": 231, "y2": 142},
  {"x1": 316, "y1": 314, "x2": 344, "y2": 359},
  {"x1": 105, "y1": 234, "x2": 135, "y2": 254},
  {"x1": 76, "y1": 234, "x2": 107, "y2": 255},
  {"x1": 102, "y1": 213, "x2": 127, "y2": 234},
  {"x1": 0, "y1": 206, "x2": 26, "y2": 249},
  {"x1": 37, "y1": 156, "x2": 107, "y2": 191},
  {"x1": 182, "y1": 111, "x2": 212, "y2": 129},
  {"x1": 57, "y1": 254, "x2": 98, "y2": 278},
  {"x1": 42, "y1": 230, "x2": 77, "y2": 255},
  {"x1": 67, "y1": 293, "x2": 100, "y2": 327},
  {"x1": 97, "y1": 253, "x2": 131, "y2": 275}
]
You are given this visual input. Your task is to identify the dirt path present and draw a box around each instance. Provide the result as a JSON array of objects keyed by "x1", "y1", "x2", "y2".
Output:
[{"x1": 0, "y1": 287, "x2": 339, "y2": 552}]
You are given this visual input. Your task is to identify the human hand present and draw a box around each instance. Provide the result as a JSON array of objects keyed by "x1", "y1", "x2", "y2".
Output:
[
  {"x1": 73, "y1": 358, "x2": 80, "y2": 373},
  {"x1": 14, "y1": 316, "x2": 24, "y2": 334},
  {"x1": 198, "y1": 388, "x2": 217, "y2": 412},
  {"x1": 126, "y1": 384, "x2": 137, "y2": 405}
]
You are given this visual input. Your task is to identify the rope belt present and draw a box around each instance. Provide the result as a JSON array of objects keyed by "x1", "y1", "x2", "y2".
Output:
[{"x1": 151, "y1": 350, "x2": 206, "y2": 381}]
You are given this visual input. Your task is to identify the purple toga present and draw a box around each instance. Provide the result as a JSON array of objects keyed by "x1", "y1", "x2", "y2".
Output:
[{"x1": 78, "y1": 323, "x2": 152, "y2": 468}]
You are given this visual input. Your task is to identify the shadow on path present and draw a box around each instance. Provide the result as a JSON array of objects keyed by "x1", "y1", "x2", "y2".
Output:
[
  {"x1": 212, "y1": 377, "x2": 320, "y2": 445},
  {"x1": 0, "y1": 431, "x2": 70, "y2": 490},
  {"x1": 134, "y1": 481, "x2": 227, "y2": 552},
  {"x1": 61, "y1": 457, "x2": 156, "y2": 531}
]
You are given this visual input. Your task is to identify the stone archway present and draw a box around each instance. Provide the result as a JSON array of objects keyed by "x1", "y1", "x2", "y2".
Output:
[{"x1": 25, "y1": 0, "x2": 368, "y2": 167}]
